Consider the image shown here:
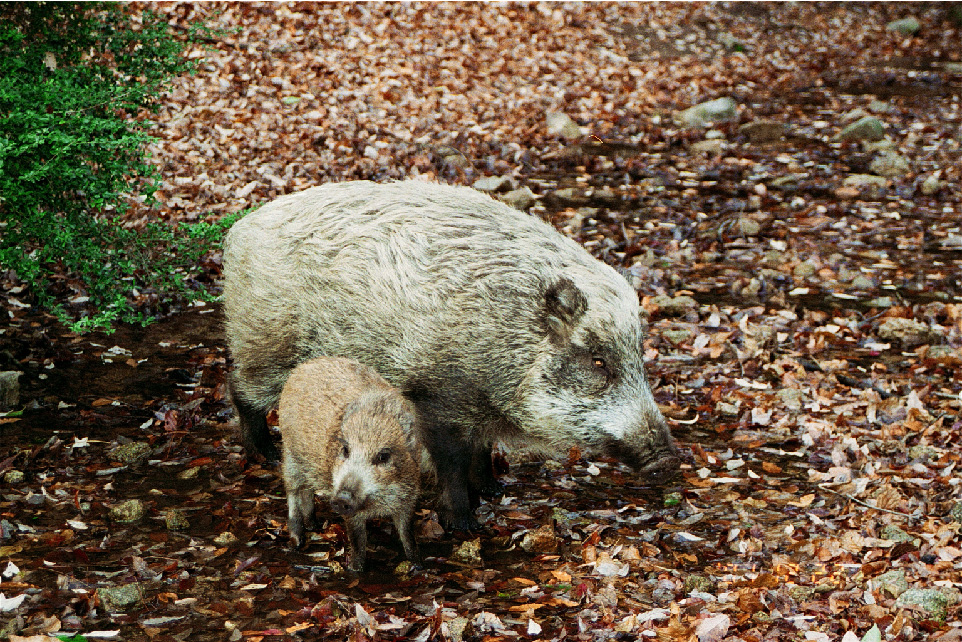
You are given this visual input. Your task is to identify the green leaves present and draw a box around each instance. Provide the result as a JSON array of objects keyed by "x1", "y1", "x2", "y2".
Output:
[{"x1": 0, "y1": 3, "x2": 216, "y2": 332}]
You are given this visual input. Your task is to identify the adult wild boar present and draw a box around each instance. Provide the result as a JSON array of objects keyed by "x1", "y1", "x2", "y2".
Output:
[{"x1": 224, "y1": 180, "x2": 681, "y2": 529}]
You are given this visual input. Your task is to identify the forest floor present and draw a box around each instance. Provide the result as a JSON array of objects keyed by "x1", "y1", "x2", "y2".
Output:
[{"x1": 1, "y1": 3, "x2": 961, "y2": 641}]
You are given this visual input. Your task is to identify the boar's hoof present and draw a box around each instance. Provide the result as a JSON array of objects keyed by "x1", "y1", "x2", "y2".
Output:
[{"x1": 639, "y1": 454, "x2": 681, "y2": 486}]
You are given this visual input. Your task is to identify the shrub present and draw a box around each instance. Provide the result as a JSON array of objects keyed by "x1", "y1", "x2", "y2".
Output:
[{"x1": 0, "y1": 2, "x2": 225, "y2": 332}]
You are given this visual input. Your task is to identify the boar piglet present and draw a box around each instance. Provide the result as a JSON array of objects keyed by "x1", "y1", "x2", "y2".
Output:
[{"x1": 279, "y1": 357, "x2": 433, "y2": 572}]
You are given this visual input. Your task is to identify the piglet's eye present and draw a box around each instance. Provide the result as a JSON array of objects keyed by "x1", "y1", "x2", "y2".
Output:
[
  {"x1": 374, "y1": 449, "x2": 391, "y2": 466},
  {"x1": 592, "y1": 357, "x2": 607, "y2": 371},
  {"x1": 340, "y1": 444, "x2": 350, "y2": 459}
]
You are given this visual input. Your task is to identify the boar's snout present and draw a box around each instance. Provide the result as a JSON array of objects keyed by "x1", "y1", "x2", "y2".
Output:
[
  {"x1": 331, "y1": 488, "x2": 360, "y2": 516},
  {"x1": 606, "y1": 431, "x2": 682, "y2": 486},
  {"x1": 638, "y1": 452, "x2": 681, "y2": 485}
]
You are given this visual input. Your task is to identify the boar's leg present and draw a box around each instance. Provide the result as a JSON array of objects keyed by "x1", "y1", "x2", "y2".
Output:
[
  {"x1": 468, "y1": 444, "x2": 504, "y2": 508},
  {"x1": 344, "y1": 515, "x2": 368, "y2": 573},
  {"x1": 229, "y1": 374, "x2": 279, "y2": 461},
  {"x1": 286, "y1": 487, "x2": 316, "y2": 548},
  {"x1": 393, "y1": 504, "x2": 422, "y2": 569}
]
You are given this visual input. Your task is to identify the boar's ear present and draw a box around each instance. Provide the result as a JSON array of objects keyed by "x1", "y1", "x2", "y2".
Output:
[{"x1": 543, "y1": 277, "x2": 587, "y2": 340}]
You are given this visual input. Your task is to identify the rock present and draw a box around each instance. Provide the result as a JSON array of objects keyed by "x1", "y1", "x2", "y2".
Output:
[
  {"x1": 864, "y1": 296, "x2": 895, "y2": 308},
  {"x1": 734, "y1": 216, "x2": 761, "y2": 236},
  {"x1": 684, "y1": 575, "x2": 716, "y2": 594},
  {"x1": 110, "y1": 499, "x2": 146, "y2": 523},
  {"x1": 880, "y1": 524, "x2": 915, "y2": 544},
  {"x1": 850, "y1": 275, "x2": 875, "y2": 290},
  {"x1": 793, "y1": 261, "x2": 817, "y2": 279},
  {"x1": 869, "y1": 151, "x2": 910, "y2": 178},
  {"x1": 662, "y1": 328, "x2": 694, "y2": 346},
  {"x1": 0, "y1": 371, "x2": 21, "y2": 411},
  {"x1": 718, "y1": 32, "x2": 745, "y2": 51},
  {"x1": 449, "y1": 538, "x2": 482, "y2": 567},
  {"x1": 214, "y1": 531, "x2": 239, "y2": 546},
  {"x1": 894, "y1": 589, "x2": 948, "y2": 621},
  {"x1": 165, "y1": 509, "x2": 190, "y2": 531},
  {"x1": 675, "y1": 97, "x2": 738, "y2": 128},
  {"x1": 739, "y1": 120, "x2": 789, "y2": 143},
  {"x1": 394, "y1": 560, "x2": 416, "y2": 576},
  {"x1": 878, "y1": 317, "x2": 940, "y2": 348},
  {"x1": 690, "y1": 139, "x2": 724, "y2": 154},
  {"x1": 842, "y1": 174, "x2": 889, "y2": 190},
  {"x1": 550, "y1": 187, "x2": 588, "y2": 207},
  {"x1": 777, "y1": 388, "x2": 803, "y2": 411},
  {"x1": 870, "y1": 569, "x2": 908, "y2": 599},
  {"x1": 651, "y1": 294, "x2": 698, "y2": 315},
  {"x1": 99, "y1": 583, "x2": 144, "y2": 612},
  {"x1": 920, "y1": 172, "x2": 942, "y2": 195},
  {"x1": 886, "y1": 17, "x2": 921, "y2": 35},
  {"x1": 954, "y1": 503, "x2": 962, "y2": 524},
  {"x1": 3, "y1": 470, "x2": 24, "y2": 484},
  {"x1": 546, "y1": 112, "x2": 585, "y2": 139},
  {"x1": 110, "y1": 442, "x2": 153, "y2": 464},
  {"x1": 862, "y1": 138, "x2": 896, "y2": 153},
  {"x1": 472, "y1": 176, "x2": 513, "y2": 193},
  {"x1": 444, "y1": 617, "x2": 470, "y2": 642},
  {"x1": 717, "y1": 402, "x2": 739, "y2": 416},
  {"x1": 837, "y1": 116, "x2": 886, "y2": 142},
  {"x1": 520, "y1": 524, "x2": 559, "y2": 553},
  {"x1": 868, "y1": 100, "x2": 893, "y2": 114},
  {"x1": 498, "y1": 187, "x2": 535, "y2": 210}
]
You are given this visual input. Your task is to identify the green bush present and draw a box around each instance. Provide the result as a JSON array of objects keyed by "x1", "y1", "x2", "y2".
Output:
[{"x1": 0, "y1": 2, "x2": 227, "y2": 332}]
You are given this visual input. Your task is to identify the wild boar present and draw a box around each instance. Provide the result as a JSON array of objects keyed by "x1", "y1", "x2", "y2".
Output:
[
  {"x1": 224, "y1": 180, "x2": 682, "y2": 530},
  {"x1": 279, "y1": 356, "x2": 431, "y2": 572}
]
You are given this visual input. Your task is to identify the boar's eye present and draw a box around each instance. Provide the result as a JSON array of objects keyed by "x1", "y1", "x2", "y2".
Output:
[
  {"x1": 374, "y1": 449, "x2": 392, "y2": 466},
  {"x1": 340, "y1": 443, "x2": 350, "y2": 459},
  {"x1": 592, "y1": 357, "x2": 610, "y2": 376}
]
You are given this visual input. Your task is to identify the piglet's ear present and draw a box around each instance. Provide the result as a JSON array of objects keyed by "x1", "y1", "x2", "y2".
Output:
[{"x1": 544, "y1": 277, "x2": 587, "y2": 341}]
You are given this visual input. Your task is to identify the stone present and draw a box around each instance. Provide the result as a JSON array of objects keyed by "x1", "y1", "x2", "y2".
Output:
[
  {"x1": 837, "y1": 116, "x2": 886, "y2": 142},
  {"x1": 878, "y1": 317, "x2": 940, "y2": 347},
  {"x1": 777, "y1": 388, "x2": 803, "y2": 411},
  {"x1": 110, "y1": 499, "x2": 146, "y2": 523},
  {"x1": 662, "y1": 328, "x2": 694, "y2": 346},
  {"x1": 921, "y1": 173, "x2": 942, "y2": 195},
  {"x1": 520, "y1": 524, "x2": 559, "y2": 553},
  {"x1": 651, "y1": 294, "x2": 698, "y2": 315},
  {"x1": 894, "y1": 589, "x2": 948, "y2": 621},
  {"x1": 546, "y1": 112, "x2": 585, "y2": 139},
  {"x1": 870, "y1": 569, "x2": 908, "y2": 599},
  {"x1": 472, "y1": 176, "x2": 513, "y2": 193},
  {"x1": 675, "y1": 97, "x2": 738, "y2": 128},
  {"x1": 684, "y1": 574, "x2": 715, "y2": 594},
  {"x1": 110, "y1": 442, "x2": 153, "y2": 464},
  {"x1": 842, "y1": 174, "x2": 888, "y2": 189},
  {"x1": 214, "y1": 531, "x2": 239, "y2": 546},
  {"x1": 880, "y1": 524, "x2": 915, "y2": 544},
  {"x1": 735, "y1": 216, "x2": 761, "y2": 236},
  {"x1": 0, "y1": 372, "x2": 21, "y2": 411},
  {"x1": 850, "y1": 275, "x2": 875, "y2": 290},
  {"x1": 99, "y1": 583, "x2": 144, "y2": 612},
  {"x1": 498, "y1": 187, "x2": 535, "y2": 210},
  {"x1": 449, "y1": 538, "x2": 482, "y2": 567},
  {"x1": 793, "y1": 261, "x2": 817, "y2": 279},
  {"x1": 3, "y1": 470, "x2": 24, "y2": 484},
  {"x1": 886, "y1": 17, "x2": 920, "y2": 35},
  {"x1": 739, "y1": 120, "x2": 789, "y2": 143},
  {"x1": 869, "y1": 151, "x2": 910, "y2": 178},
  {"x1": 165, "y1": 509, "x2": 190, "y2": 531},
  {"x1": 690, "y1": 139, "x2": 724, "y2": 154}
]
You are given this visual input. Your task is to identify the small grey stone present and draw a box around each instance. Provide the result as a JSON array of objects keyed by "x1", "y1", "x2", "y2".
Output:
[
  {"x1": 739, "y1": 120, "x2": 789, "y2": 143},
  {"x1": 3, "y1": 470, "x2": 24, "y2": 484},
  {"x1": 690, "y1": 139, "x2": 725, "y2": 154},
  {"x1": 869, "y1": 151, "x2": 910, "y2": 178},
  {"x1": 894, "y1": 589, "x2": 948, "y2": 621},
  {"x1": 867, "y1": 100, "x2": 892, "y2": 114},
  {"x1": 472, "y1": 176, "x2": 513, "y2": 193},
  {"x1": 920, "y1": 173, "x2": 942, "y2": 195},
  {"x1": 837, "y1": 116, "x2": 886, "y2": 142},
  {"x1": 499, "y1": 187, "x2": 535, "y2": 210},
  {"x1": 214, "y1": 531, "x2": 240, "y2": 546},
  {"x1": 684, "y1": 575, "x2": 715, "y2": 594},
  {"x1": 735, "y1": 216, "x2": 761, "y2": 236},
  {"x1": 520, "y1": 524, "x2": 559, "y2": 553},
  {"x1": 110, "y1": 442, "x2": 153, "y2": 464},
  {"x1": 0, "y1": 371, "x2": 21, "y2": 411},
  {"x1": 951, "y1": 502, "x2": 962, "y2": 524},
  {"x1": 870, "y1": 569, "x2": 908, "y2": 598},
  {"x1": 777, "y1": 388, "x2": 803, "y2": 411},
  {"x1": 651, "y1": 295, "x2": 698, "y2": 315},
  {"x1": 864, "y1": 296, "x2": 895, "y2": 308},
  {"x1": 662, "y1": 328, "x2": 694, "y2": 346},
  {"x1": 675, "y1": 97, "x2": 738, "y2": 128},
  {"x1": 793, "y1": 261, "x2": 817, "y2": 279},
  {"x1": 880, "y1": 524, "x2": 915, "y2": 543},
  {"x1": 449, "y1": 537, "x2": 482, "y2": 567},
  {"x1": 850, "y1": 275, "x2": 875, "y2": 290},
  {"x1": 843, "y1": 174, "x2": 889, "y2": 189},
  {"x1": 110, "y1": 499, "x2": 146, "y2": 523},
  {"x1": 886, "y1": 17, "x2": 920, "y2": 35},
  {"x1": 165, "y1": 509, "x2": 190, "y2": 532},
  {"x1": 546, "y1": 112, "x2": 585, "y2": 139},
  {"x1": 99, "y1": 583, "x2": 144, "y2": 612},
  {"x1": 878, "y1": 317, "x2": 940, "y2": 347}
]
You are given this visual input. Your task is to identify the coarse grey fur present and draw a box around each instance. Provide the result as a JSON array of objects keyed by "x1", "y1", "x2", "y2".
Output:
[
  {"x1": 279, "y1": 356, "x2": 431, "y2": 572},
  {"x1": 224, "y1": 180, "x2": 681, "y2": 529}
]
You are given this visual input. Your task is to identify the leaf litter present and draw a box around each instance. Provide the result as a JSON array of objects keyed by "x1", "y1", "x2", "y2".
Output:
[{"x1": 1, "y1": 2, "x2": 960, "y2": 641}]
